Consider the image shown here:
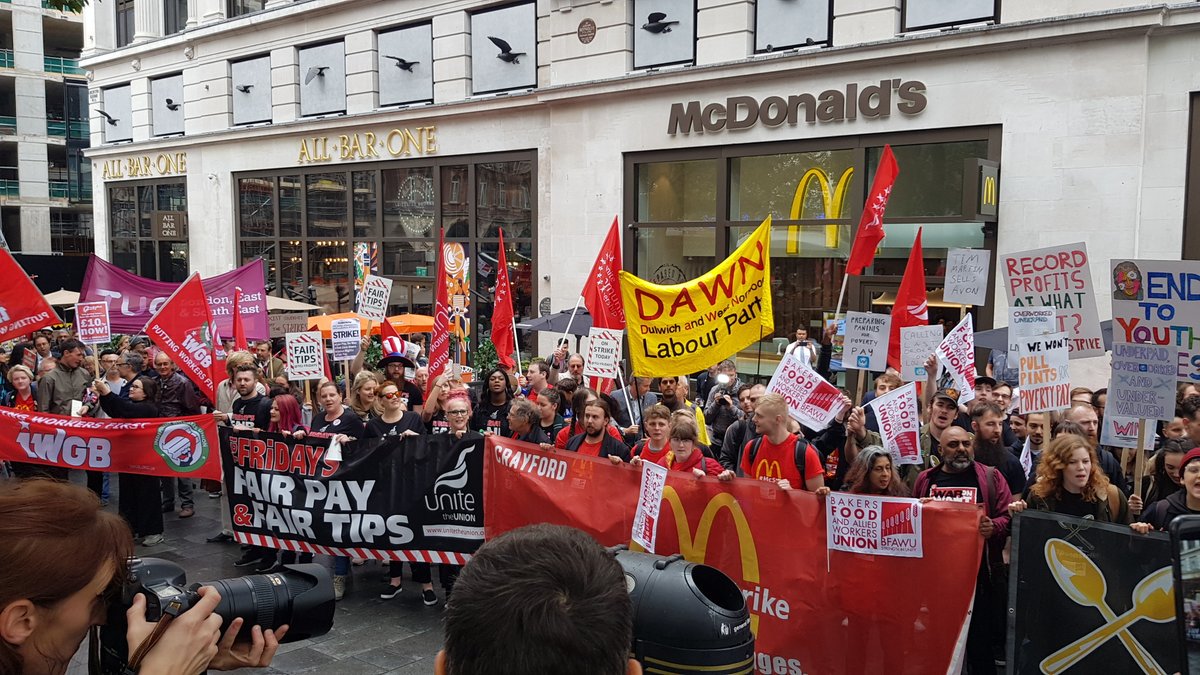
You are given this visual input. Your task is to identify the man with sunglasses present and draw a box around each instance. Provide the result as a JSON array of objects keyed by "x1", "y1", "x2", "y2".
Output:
[{"x1": 912, "y1": 425, "x2": 1011, "y2": 675}]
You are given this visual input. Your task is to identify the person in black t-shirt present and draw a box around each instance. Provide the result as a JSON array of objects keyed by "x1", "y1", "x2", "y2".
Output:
[
  {"x1": 473, "y1": 367, "x2": 513, "y2": 437},
  {"x1": 295, "y1": 380, "x2": 366, "y2": 443},
  {"x1": 365, "y1": 382, "x2": 424, "y2": 438},
  {"x1": 1009, "y1": 433, "x2": 1147, "y2": 528},
  {"x1": 229, "y1": 364, "x2": 272, "y2": 432}
]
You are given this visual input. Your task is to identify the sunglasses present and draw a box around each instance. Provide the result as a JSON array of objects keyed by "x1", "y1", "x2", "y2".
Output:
[{"x1": 381, "y1": 391, "x2": 402, "y2": 399}]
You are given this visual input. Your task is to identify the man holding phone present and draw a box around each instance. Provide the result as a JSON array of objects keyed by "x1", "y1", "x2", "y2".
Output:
[{"x1": 784, "y1": 327, "x2": 817, "y2": 368}]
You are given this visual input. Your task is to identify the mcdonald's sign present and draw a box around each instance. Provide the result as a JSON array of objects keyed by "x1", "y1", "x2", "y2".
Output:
[
  {"x1": 786, "y1": 167, "x2": 853, "y2": 255},
  {"x1": 964, "y1": 158, "x2": 1000, "y2": 222}
]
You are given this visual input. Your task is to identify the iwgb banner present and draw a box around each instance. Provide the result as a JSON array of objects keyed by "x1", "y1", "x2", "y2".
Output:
[
  {"x1": 1008, "y1": 511, "x2": 1177, "y2": 674},
  {"x1": 0, "y1": 407, "x2": 220, "y2": 480},
  {"x1": 619, "y1": 217, "x2": 773, "y2": 377},
  {"x1": 80, "y1": 256, "x2": 269, "y2": 338},
  {"x1": 222, "y1": 429, "x2": 483, "y2": 563},
  {"x1": 485, "y1": 437, "x2": 983, "y2": 674}
]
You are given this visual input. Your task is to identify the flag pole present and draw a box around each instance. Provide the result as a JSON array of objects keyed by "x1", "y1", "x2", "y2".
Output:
[
  {"x1": 833, "y1": 274, "x2": 850, "y2": 318},
  {"x1": 511, "y1": 316, "x2": 522, "y2": 373},
  {"x1": 559, "y1": 296, "x2": 584, "y2": 354}
]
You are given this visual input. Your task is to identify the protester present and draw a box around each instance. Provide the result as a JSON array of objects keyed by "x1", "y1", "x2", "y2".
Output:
[
  {"x1": 704, "y1": 360, "x2": 744, "y2": 448},
  {"x1": 1142, "y1": 447, "x2": 1200, "y2": 530},
  {"x1": 657, "y1": 375, "x2": 709, "y2": 446},
  {"x1": 632, "y1": 404, "x2": 671, "y2": 462},
  {"x1": 555, "y1": 388, "x2": 623, "y2": 448},
  {"x1": 422, "y1": 376, "x2": 468, "y2": 434},
  {"x1": 1010, "y1": 434, "x2": 1147, "y2": 531},
  {"x1": 630, "y1": 421, "x2": 731, "y2": 480},
  {"x1": 971, "y1": 402, "x2": 1026, "y2": 496},
  {"x1": 365, "y1": 382, "x2": 425, "y2": 438},
  {"x1": 376, "y1": 348, "x2": 422, "y2": 409},
  {"x1": 862, "y1": 372, "x2": 901, "y2": 433},
  {"x1": 347, "y1": 370, "x2": 381, "y2": 421},
  {"x1": 1164, "y1": 415, "x2": 1188, "y2": 441},
  {"x1": 1063, "y1": 403, "x2": 1127, "y2": 492},
  {"x1": 846, "y1": 386, "x2": 957, "y2": 488},
  {"x1": 842, "y1": 445, "x2": 910, "y2": 497},
  {"x1": 506, "y1": 399, "x2": 551, "y2": 444},
  {"x1": 1144, "y1": 438, "x2": 1192, "y2": 506},
  {"x1": 0, "y1": 364, "x2": 36, "y2": 411},
  {"x1": 912, "y1": 425, "x2": 1010, "y2": 675},
  {"x1": 1069, "y1": 387, "x2": 1093, "y2": 407},
  {"x1": 740, "y1": 394, "x2": 824, "y2": 491},
  {"x1": 535, "y1": 388, "x2": 565, "y2": 440},
  {"x1": 611, "y1": 377, "x2": 658, "y2": 438},
  {"x1": 556, "y1": 376, "x2": 578, "y2": 418},
  {"x1": 473, "y1": 367, "x2": 513, "y2": 437},
  {"x1": 0, "y1": 479, "x2": 284, "y2": 675},
  {"x1": 96, "y1": 375, "x2": 166, "y2": 547},
  {"x1": 155, "y1": 351, "x2": 201, "y2": 518},
  {"x1": 268, "y1": 394, "x2": 307, "y2": 436},
  {"x1": 719, "y1": 384, "x2": 764, "y2": 473},
  {"x1": 253, "y1": 340, "x2": 284, "y2": 380},
  {"x1": 229, "y1": 363, "x2": 272, "y2": 432},
  {"x1": 784, "y1": 326, "x2": 818, "y2": 367},
  {"x1": 564, "y1": 399, "x2": 629, "y2": 463},
  {"x1": 524, "y1": 359, "x2": 551, "y2": 402},
  {"x1": 414, "y1": 365, "x2": 429, "y2": 393},
  {"x1": 437, "y1": 523, "x2": 637, "y2": 675},
  {"x1": 116, "y1": 352, "x2": 143, "y2": 398}
]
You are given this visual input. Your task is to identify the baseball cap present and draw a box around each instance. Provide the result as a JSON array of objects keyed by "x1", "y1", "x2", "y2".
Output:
[
  {"x1": 933, "y1": 387, "x2": 960, "y2": 405},
  {"x1": 975, "y1": 375, "x2": 998, "y2": 388}
]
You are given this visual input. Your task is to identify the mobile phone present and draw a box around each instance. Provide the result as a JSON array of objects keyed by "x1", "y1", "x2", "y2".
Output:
[{"x1": 1169, "y1": 515, "x2": 1200, "y2": 674}]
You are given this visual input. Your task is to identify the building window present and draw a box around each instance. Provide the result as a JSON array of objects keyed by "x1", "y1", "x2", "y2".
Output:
[
  {"x1": 633, "y1": 0, "x2": 696, "y2": 70},
  {"x1": 164, "y1": 0, "x2": 188, "y2": 35},
  {"x1": 234, "y1": 154, "x2": 536, "y2": 356},
  {"x1": 755, "y1": 0, "x2": 831, "y2": 52},
  {"x1": 51, "y1": 212, "x2": 93, "y2": 255},
  {"x1": 108, "y1": 181, "x2": 189, "y2": 281},
  {"x1": 227, "y1": 0, "x2": 265, "y2": 18},
  {"x1": 627, "y1": 131, "x2": 998, "y2": 380},
  {"x1": 902, "y1": 0, "x2": 997, "y2": 32},
  {"x1": 116, "y1": 0, "x2": 135, "y2": 48}
]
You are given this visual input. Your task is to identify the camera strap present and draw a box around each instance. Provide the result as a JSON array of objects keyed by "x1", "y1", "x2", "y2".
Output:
[{"x1": 126, "y1": 599, "x2": 184, "y2": 672}]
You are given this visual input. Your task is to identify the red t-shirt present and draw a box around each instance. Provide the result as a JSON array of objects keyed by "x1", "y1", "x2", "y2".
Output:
[
  {"x1": 576, "y1": 438, "x2": 604, "y2": 457},
  {"x1": 741, "y1": 434, "x2": 823, "y2": 486},
  {"x1": 10, "y1": 393, "x2": 35, "y2": 412},
  {"x1": 555, "y1": 423, "x2": 622, "y2": 449}
]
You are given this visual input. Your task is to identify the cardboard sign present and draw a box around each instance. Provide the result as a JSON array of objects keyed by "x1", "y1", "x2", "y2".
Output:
[
  {"x1": 330, "y1": 318, "x2": 361, "y2": 361},
  {"x1": 631, "y1": 460, "x2": 669, "y2": 553},
  {"x1": 357, "y1": 274, "x2": 393, "y2": 322},
  {"x1": 1017, "y1": 332, "x2": 1071, "y2": 413},
  {"x1": 866, "y1": 382, "x2": 921, "y2": 466},
  {"x1": 935, "y1": 314, "x2": 976, "y2": 404},
  {"x1": 1108, "y1": 341, "x2": 1175, "y2": 421},
  {"x1": 1000, "y1": 243, "x2": 1104, "y2": 358},
  {"x1": 827, "y1": 493, "x2": 923, "y2": 558},
  {"x1": 75, "y1": 302, "x2": 111, "y2": 345},
  {"x1": 583, "y1": 327, "x2": 623, "y2": 380},
  {"x1": 1099, "y1": 413, "x2": 1155, "y2": 450},
  {"x1": 765, "y1": 352, "x2": 847, "y2": 431},
  {"x1": 1110, "y1": 259, "x2": 1200, "y2": 382},
  {"x1": 943, "y1": 248, "x2": 991, "y2": 306},
  {"x1": 285, "y1": 331, "x2": 325, "y2": 381},
  {"x1": 269, "y1": 312, "x2": 309, "y2": 337},
  {"x1": 843, "y1": 311, "x2": 891, "y2": 371},
  {"x1": 1008, "y1": 307, "x2": 1057, "y2": 353},
  {"x1": 899, "y1": 325, "x2": 943, "y2": 382}
]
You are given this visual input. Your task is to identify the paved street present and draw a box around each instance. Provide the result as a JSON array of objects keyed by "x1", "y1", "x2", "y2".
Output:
[{"x1": 67, "y1": 475, "x2": 444, "y2": 675}]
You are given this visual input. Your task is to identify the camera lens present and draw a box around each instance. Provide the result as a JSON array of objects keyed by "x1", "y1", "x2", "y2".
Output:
[{"x1": 201, "y1": 563, "x2": 335, "y2": 643}]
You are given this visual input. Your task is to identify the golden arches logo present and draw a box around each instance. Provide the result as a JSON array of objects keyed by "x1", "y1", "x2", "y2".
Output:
[
  {"x1": 787, "y1": 167, "x2": 854, "y2": 255},
  {"x1": 631, "y1": 487, "x2": 763, "y2": 634},
  {"x1": 755, "y1": 460, "x2": 783, "y2": 480},
  {"x1": 982, "y1": 175, "x2": 998, "y2": 207}
]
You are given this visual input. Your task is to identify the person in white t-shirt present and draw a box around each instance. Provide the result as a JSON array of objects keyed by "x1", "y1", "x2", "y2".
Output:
[{"x1": 784, "y1": 327, "x2": 817, "y2": 367}]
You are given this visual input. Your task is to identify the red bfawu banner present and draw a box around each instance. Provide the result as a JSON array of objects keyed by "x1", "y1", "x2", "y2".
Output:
[
  {"x1": 144, "y1": 273, "x2": 223, "y2": 404},
  {"x1": 0, "y1": 407, "x2": 220, "y2": 480},
  {"x1": 485, "y1": 437, "x2": 983, "y2": 675},
  {"x1": 0, "y1": 247, "x2": 59, "y2": 341}
]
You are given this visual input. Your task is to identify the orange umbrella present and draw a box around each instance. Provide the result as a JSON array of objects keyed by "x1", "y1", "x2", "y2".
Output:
[
  {"x1": 306, "y1": 313, "x2": 379, "y2": 339},
  {"x1": 386, "y1": 313, "x2": 435, "y2": 334}
]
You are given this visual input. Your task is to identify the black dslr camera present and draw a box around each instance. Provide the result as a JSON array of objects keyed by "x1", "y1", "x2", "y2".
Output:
[{"x1": 93, "y1": 556, "x2": 336, "y2": 674}]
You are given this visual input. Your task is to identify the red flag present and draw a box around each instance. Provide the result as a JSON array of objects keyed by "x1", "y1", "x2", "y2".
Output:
[
  {"x1": 0, "y1": 248, "x2": 58, "y2": 342},
  {"x1": 232, "y1": 286, "x2": 249, "y2": 351},
  {"x1": 427, "y1": 228, "x2": 450, "y2": 397},
  {"x1": 887, "y1": 228, "x2": 928, "y2": 370},
  {"x1": 143, "y1": 273, "x2": 221, "y2": 404},
  {"x1": 846, "y1": 145, "x2": 900, "y2": 275},
  {"x1": 581, "y1": 216, "x2": 626, "y2": 330},
  {"x1": 490, "y1": 229, "x2": 516, "y2": 370}
]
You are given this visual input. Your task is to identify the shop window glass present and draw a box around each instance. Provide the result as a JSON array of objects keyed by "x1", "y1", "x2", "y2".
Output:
[
  {"x1": 280, "y1": 240, "x2": 305, "y2": 302},
  {"x1": 240, "y1": 241, "x2": 275, "y2": 292},
  {"x1": 383, "y1": 240, "x2": 436, "y2": 277},
  {"x1": 868, "y1": 141, "x2": 987, "y2": 217},
  {"x1": 636, "y1": 227, "x2": 716, "y2": 284},
  {"x1": 383, "y1": 167, "x2": 435, "y2": 239},
  {"x1": 729, "y1": 150, "x2": 856, "y2": 222},
  {"x1": 475, "y1": 240, "x2": 533, "y2": 356},
  {"x1": 158, "y1": 242, "x2": 189, "y2": 282},
  {"x1": 238, "y1": 177, "x2": 274, "y2": 238},
  {"x1": 279, "y1": 175, "x2": 301, "y2": 237},
  {"x1": 139, "y1": 240, "x2": 156, "y2": 279},
  {"x1": 903, "y1": 0, "x2": 995, "y2": 31},
  {"x1": 441, "y1": 166, "x2": 469, "y2": 237},
  {"x1": 476, "y1": 161, "x2": 532, "y2": 238},
  {"x1": 112, "y1": 239, "x2": 137, "y2": 273},
  {"x1": 138, "y1": 186, "x2": 154, "y2": 237},
  {"x1": 306, "y1": 173, "x2": 348, "y2": 238},
  {"x1": 636, "y1": 160, "x2": 717, "y2": 222},
  {"x1": 352, "y1": 171, "x2": 378, "y2": 238},
  {"x1": 308, "y1": 241, "x2": 351, "y2": 313},
  {"x1": 110, "y1": 186, "x2": 137, "y2": 238}
]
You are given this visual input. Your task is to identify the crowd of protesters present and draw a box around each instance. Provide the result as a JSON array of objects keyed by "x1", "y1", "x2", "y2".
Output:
[{"x1": 2, "y1": 318, "x2": 1197, "y2": 675}]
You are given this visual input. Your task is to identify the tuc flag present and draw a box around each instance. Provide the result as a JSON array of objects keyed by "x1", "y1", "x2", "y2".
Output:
[
  {"x1": 490, "y1": 228, "x2": 516, "y2": 369},
  {"x1": 846, "y1": 144, "x2": 899, "y2": 275},
  {"x1": 619, "y1": 216, "x2": 774, "y2": 377},
  {"x1": 888, "y1": 227, "x2": 928, "y2": 369},
  {"x1": 144, "y1": 273, "x2": 222, "y2": 404},
  {"x1": 485, "y1": 437, "x2": 983, "y2": 674},
  {"x1": 0, "y1": 247, "x2": 58, "y2": 341},
  {"x1": 426, "y1": 228, "x2": 450, "y2": 397},
  {"x1": 582, "y1": 216, "x2": 626, "y2": 330},
  {"x1": 0, "y1": 407, "x2": 221, "y2": 480}
]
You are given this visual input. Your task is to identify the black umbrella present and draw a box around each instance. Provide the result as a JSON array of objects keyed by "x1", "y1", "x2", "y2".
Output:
[
  {"x1": 974, "y1": 319, "x2": 1113, "y2": 352},
  {"x1": 515, "y1": 308, "x2": 594, "y2": 336}
]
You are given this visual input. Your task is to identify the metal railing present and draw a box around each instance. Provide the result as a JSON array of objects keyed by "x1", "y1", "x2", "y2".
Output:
[
  {"x1": 49, "y1": 180, "x2": 90, "y2": 201},
  {"x1": 0, "y1": 180, "x2": 18, "y2": 197},
  {"x1": 44, "y1": 56, "x2": 84, "y2": 76},
  {"x1": 47, "y1": 119, "x2": 87, "y2": 138},
  {"x1": 0, "y1": 116, "x2": 15, "y2": 134}
]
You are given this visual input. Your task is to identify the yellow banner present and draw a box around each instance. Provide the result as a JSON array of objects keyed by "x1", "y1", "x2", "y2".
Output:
[{"x1": 619, "y1": 216, "x2": 774, "y2": 377}]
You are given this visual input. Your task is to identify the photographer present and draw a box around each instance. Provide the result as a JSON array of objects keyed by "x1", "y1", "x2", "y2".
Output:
[
  {"x1": 703, "y1": 361, "x2": 743, "y2": 449},
  {"x1": 0, "y1": 479, "x2": 285, "y2": 675}
]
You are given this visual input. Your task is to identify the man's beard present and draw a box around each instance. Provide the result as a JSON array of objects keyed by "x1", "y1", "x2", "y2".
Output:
[{"x1": 974, "y1": 438, "x2": 1010, "y2": 468}]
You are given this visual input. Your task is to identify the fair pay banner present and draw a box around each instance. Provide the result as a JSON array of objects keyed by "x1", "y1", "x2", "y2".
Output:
[{"x1": 765, "y1": 352, "x2": 846, "y2": 431}]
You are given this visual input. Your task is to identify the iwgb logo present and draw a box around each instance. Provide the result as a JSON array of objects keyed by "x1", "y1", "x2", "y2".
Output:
[{"x1": 154, "y1": 422, "x2": 209, "y2": 472}]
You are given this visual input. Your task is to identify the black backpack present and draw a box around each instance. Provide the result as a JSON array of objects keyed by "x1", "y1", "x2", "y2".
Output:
[{"x1": 745, "y1": 436, "x2": 809, "y2": 490}]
